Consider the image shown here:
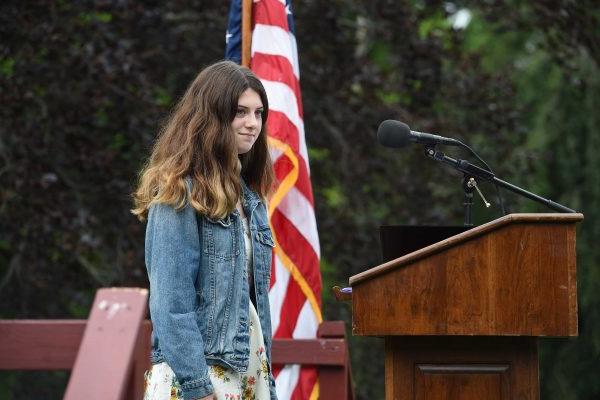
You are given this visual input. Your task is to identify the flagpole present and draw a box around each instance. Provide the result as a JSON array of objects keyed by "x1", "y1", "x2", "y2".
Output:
[{"x1": 241, "y1": 0, "x2": 252, "y2": 67}]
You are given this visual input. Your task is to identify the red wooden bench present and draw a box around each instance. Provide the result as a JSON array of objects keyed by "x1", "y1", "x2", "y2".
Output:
[{"x1": 0, "y1": 288, "x2": 353, "y2": 399}]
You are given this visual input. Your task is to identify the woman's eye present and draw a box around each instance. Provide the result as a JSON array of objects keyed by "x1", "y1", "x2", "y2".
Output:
[
  {"x1": 255, "y1": 111, "x2": 263, "y2": 119},
  {"x1": 236, "y1": 109, "x2": 246, "y2": 117}
]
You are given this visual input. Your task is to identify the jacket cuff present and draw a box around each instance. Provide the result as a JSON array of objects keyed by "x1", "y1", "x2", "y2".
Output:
[{"x1": 181, "y1": 375, "x2": 214, "y2": 400}]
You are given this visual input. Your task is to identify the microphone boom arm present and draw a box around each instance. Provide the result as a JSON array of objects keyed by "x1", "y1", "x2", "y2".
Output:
[{"x1": 424, "y1": 147, "x2": 576, "y2": 214}]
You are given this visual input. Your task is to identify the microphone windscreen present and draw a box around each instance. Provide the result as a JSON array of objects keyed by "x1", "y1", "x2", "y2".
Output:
[{"x1": 377, "y1": 120, "x2": 412, "y2": 148}]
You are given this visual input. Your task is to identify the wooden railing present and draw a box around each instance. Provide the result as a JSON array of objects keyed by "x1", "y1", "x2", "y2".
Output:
[
  {"x1": 0, "y1": 288, "x2": 353, "y2": 400},
  {"x1": 273, "y1": 320, "x2": 354, "y2": 400}
]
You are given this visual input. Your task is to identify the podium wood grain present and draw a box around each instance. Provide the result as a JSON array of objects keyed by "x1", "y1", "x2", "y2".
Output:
[{"x1": 350, "y1": 214, "x2": 580, "y2": 336}]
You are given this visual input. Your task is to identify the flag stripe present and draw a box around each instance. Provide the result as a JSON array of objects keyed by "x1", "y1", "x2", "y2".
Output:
[
  {"x1": 268, "y1": 112, "x2": 312, "y2": 198},
  {"x1": 292, "y1": 300, "x2": 319, "y2": 339},
  {"x1": 271, "y1": 209, "x2": 321, "y2": 291},
  {"x1": 291, "y1": 369, "x2": 319, "y2": 400},
  {"x1": 252, "y1": 53, "x2": 303, "y2": 117},
  {"x1": 261, "y1": 80, "x2": 310, "y2": 172},
  {"x1": 269, "y1": 254, "x2": 290, "y2": 332},
  {"x1": 275, "y1": 364, "x2": 301, "y2": 400},
  {"x1": 271, "y1": 233, "x2": 322, "y2": 324},
  {"x1": 252, "y1": 24, "x2": 300, "y2": 78},
  {"x1": 276, "y1": 186, "x2": 320, "y2": 258},
  {"x1": 273, "y1": 276, "x2": 305, "y2": 338},
  {"x1": 254, "y1": 0, "x2": 289, "y2": 31},
  {"x1": 261, "y1": 80, "x2": 303, "y2": 139},
  {"x1": 268, "y1": 111, "x2": 300, "y2": 151},
  {"x1": 272, "y1": 150, "x2": 314, "y2": 205}
]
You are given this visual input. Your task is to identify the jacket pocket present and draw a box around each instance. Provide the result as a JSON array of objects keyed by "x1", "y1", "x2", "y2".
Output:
[
  {"x1": 202, "y1": 216, "x2": 240, "y2": 260},
  {"x1": 257, "y1": 228, "x2": 275, "y2": 248}
]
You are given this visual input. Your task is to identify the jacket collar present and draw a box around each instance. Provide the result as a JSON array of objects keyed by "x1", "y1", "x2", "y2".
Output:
[{"x1": 241, "y1": 179, "x2": 262, "y2": 212}]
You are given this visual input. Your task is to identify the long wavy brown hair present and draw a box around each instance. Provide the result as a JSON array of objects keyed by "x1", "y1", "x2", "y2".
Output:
[{"x1": 132, "y1": 60, "x2": 274, "y2": 220}]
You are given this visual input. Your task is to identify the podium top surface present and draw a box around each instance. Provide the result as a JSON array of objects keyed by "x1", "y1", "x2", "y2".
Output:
[{"x1": 350, "y1": 213, "x2": 583, "y2": 286}]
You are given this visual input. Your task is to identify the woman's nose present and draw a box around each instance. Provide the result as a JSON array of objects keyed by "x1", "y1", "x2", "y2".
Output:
[{"x1": 245, "y1": 113, "x2": 259, "y2": 127}]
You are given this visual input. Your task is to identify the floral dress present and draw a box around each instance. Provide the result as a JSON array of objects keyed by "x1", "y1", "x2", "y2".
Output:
[{"x1": 144, "y1": 216, "x2": 271, "y2": 400}]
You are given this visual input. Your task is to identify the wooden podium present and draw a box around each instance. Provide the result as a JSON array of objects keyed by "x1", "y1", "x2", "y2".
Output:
[{"x1": 348, "y1": 213, "x2": 583, "y2": 400}]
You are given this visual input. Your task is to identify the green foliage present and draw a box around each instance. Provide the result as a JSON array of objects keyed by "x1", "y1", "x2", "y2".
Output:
[
  {"x1": 418, "y1": 10, "x2": 450, "y2": 39},
  {"x1": 0, "y1": 373, "x2": 14, "y2": 399},
  {"x1": 0, "y1": 371, "x2": 69, "y2": 399},
  {"x1": 306, "y1": 146, "x2": 329, "y2": 161},
  {"x1": 368, "y1": 42, "x2": 392, "y2": 72},
  {"x1": 375, "y1": 88, "x2": 403, "y2": 105},
  {"x1": 78, "y1": 11, "x2": 113, "y2": 25},
  {"x1": 154, "y1": 87, "x2": 173, "y2": 107},
  {"x1": 322, "y1": 184, "x2": 346, "y2": 208},
  {"x1": 0, "y1": 57, "x2": 15, "y2": 77}
]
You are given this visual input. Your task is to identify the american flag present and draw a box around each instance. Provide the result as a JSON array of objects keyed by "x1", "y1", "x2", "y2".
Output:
[{"x1": 225, "y1": 1, "x2": 322, "y2": 399}]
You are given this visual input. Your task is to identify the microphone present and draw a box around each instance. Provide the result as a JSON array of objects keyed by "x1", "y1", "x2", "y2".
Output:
[{"x1": 377, "y1": 120, "x2": 462, "y2": 148}]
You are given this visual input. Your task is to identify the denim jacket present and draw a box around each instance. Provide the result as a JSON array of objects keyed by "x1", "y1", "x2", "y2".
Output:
[{"x1": 145, "y1": 180, "x2": 277, "y2": 400}]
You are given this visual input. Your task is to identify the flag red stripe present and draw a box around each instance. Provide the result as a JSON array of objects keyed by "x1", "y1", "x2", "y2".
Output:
[
  {"x1": 268, "y1": 110, "x2": 300, "y2": 152},
  {"x1": 291, "y1": 369, "x2": 318, "y2": 400},
  {"x1": 253, "y1": 53, "x2": 303, "y2": 117},
  {"x1": 273, "y1": 276, "x2": 305, "y2": 338},
  {"x1": 272, "y1": 365, "x2": 282, "y2": 379},
  {"x1": 271, "y1": 209, "x2": 321, "y2": 297},
  {"x1": 253, "y1": 0, "x2": 289, "y2": 31}
]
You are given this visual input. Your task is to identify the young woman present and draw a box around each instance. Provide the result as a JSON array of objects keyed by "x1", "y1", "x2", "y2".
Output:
[{"x1": 133, "y1": 60, "x2": 277, "y2": 400}]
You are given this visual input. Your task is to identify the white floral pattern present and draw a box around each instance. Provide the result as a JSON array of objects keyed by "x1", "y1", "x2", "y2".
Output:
[{"x1": 144, "y1": 302, "x2": 270, "y2": 400}]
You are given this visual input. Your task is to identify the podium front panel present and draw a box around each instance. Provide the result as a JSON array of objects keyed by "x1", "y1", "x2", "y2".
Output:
[{"x1": 385, "y1": 336, "x2": 539, "y2": 400}]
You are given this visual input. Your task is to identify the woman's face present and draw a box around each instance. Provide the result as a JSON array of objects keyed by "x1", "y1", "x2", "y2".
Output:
[{"x1": 232, "y1": 88, "x2": 264, "y2": 154}]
